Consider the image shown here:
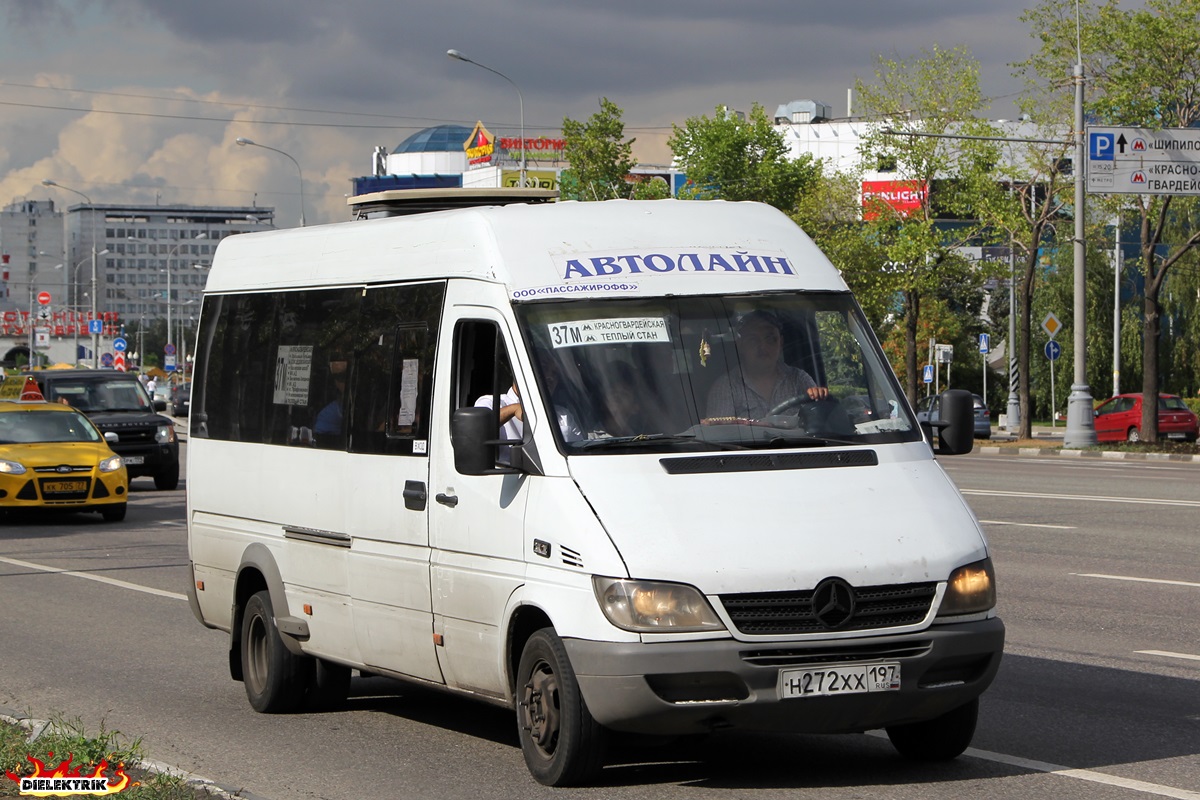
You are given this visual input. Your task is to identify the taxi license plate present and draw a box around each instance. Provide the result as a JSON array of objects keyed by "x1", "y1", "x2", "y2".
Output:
[
  {"x1": 122, "y1": 456, "x2": 144, "y2": 465},
  {"x1": 779, "y1": 663, "x2": 901, "y2": 699},
  {"x1": 43, "y1": 480, "x2": 87, "y2": 493}
]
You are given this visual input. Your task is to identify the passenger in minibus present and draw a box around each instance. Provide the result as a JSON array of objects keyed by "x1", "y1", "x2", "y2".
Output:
[
  {"x1": 314, "y1": 359, "x2": 348, "y2": 445},
  {"x1": 705, "y1": 309, "x2": 827, "y2": 420}
]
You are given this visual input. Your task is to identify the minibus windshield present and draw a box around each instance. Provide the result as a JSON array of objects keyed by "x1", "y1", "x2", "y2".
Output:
[{"x1": 516, "y1": 292, "x2": 920, "y2": 453}]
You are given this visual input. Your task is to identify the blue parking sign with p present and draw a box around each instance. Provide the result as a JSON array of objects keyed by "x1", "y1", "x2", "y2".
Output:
[{"x1": 1090, "y1": 132, "x2": 1115, "y2": 161}]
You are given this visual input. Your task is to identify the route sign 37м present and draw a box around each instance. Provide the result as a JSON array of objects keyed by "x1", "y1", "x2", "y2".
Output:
[{"x1": 1087, "y1": 126, "x2": 1200, "y2": 196}]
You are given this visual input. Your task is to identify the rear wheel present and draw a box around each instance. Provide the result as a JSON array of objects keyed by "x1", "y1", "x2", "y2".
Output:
[
  {"x1": 306, "y1": 659, "x2": 352, "y2": 710},
  {"x1": 886, "y1": 698, "x2": 978, "y2": 761},
  {"x1": 241, "y1": 590, "x2": 312, "y2": 713},
  {"x1": 100, "y1": 503, "x2": 127, "y2": 522},
  {"x1": 1126, "y1": 426, "x2": 1141, "y2": 443},
  {"x1": 154, "y1": 461, "x2": 180, "y2": 491},
  {"x1": 516, "y1": 629, "x2": 607, "y2": 786}
]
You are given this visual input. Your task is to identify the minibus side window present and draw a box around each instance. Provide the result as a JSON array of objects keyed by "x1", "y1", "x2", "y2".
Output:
[{"x1": 347, "y1": 283, "x2": 444, "y2": 456}]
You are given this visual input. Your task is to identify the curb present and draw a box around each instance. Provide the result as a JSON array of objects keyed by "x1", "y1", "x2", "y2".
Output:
[
  {"x1": 977, "y1": 445, "x2": 1200, "y2": 462},
  {"x1": 0, "y1": 710, "x2": 269, "y2": 800}
]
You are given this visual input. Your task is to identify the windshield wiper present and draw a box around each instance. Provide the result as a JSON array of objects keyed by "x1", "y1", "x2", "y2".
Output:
[
  {"x1": 578, "y1": 434, "x2": 751, "y2": 451},
  {"x1": 756, "y1": 434, "x2": 860, "y2": 448}
]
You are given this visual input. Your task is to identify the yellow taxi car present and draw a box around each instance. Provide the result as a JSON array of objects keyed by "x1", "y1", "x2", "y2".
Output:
[{"x1": 0, "y1": 376, "x2": 129, "y2": 522}]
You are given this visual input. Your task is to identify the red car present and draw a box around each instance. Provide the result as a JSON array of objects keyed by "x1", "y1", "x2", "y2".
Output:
[{"x1": 1093, "y1": 393, "x2": 1199, "y2": 443}]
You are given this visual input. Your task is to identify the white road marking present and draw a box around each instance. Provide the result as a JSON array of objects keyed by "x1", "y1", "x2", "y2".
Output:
[
  {"x1": 961, "y1": 488, "x2": 1200, "y2": 507},
  {"x1": 1073, "y1": 573, "x2": 1200, "y2": 589},
  {"x1": 0, "y1": 555, "x2": 187, "y2": 601},
  {"x1": 865, "y1": 731, "x2": 1200, "y2": 799},
  {"x1": 960, "y1": 746, "x2": 1200, "y2": 800},
  {"x1": 978, "y1": 520, "x2": 1076, "y2": 529},
  {"x1": 1137, "y1": 650, "x2": 1200, "y2": 663}
]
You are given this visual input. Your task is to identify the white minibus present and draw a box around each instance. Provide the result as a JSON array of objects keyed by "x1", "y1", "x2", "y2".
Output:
[{"x1": 186, "y1": 197, "x2": 1002, "y2": 786}]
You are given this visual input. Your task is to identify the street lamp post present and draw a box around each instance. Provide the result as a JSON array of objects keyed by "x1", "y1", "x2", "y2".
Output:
[
  {"x1": 1063, "y1": 61, "x2": 1097, "y2": 447},
  {"x1": 165, "y1": 234, "x2": 206, "y2": 376},
  {"x1": 42, "y1": 179, "x2": 103, "y2": 367},
  {"x1": 235, "y1": 138, "x2": 306, "y2": 227},
  {"x1": 447, "y1": 49, "x2": 526, "y2": 188}
]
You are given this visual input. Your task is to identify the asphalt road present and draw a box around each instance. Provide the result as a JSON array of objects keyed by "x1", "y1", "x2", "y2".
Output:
[{"x1": 1, "y1": 446, "x2": 1198, "y2": 800}]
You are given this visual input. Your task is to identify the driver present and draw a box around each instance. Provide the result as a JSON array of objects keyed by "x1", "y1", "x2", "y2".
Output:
[{"x1": 705, "y1": 309, "x2": 828, "y2": 420}]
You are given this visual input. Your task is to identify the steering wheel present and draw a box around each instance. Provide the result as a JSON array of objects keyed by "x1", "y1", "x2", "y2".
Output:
[{"x1": 767, "y1": 393, "x2": 818, "y2": 416}]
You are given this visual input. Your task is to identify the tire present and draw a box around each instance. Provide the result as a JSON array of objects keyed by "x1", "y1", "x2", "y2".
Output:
[
  {"x1": 1126, "y1": 427, "x2": 1141, "y2": 443},
  {"x1": 154, "y1": 461, "x2": 180, "y2": 491},
  {"x1": 886, "y1": 697, "x2": 978, "y2": 761},
  {"x1": 306, "y1": 659, "x2": 352, "y2": 710},
  {"x1": 515, "y1": 629, "x2": 607, "y2": 786},
  {"x1": 100, "y1": 503, "x2": 127, "y2": 522},
  {"x1": 240, "y1": 590, "x2": 312, "y2": 713}
]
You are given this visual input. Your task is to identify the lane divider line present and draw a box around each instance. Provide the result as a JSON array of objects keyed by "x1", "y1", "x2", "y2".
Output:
[
  {"x1": 961, "y1": 489, "x2": 1200, "y2": 507},
  {"x1": 0, "y1": 555, "x2": 187, "y2": 601},
  {"x1": 865, "y1": 731, "x2": 1200, "y2": 799},
  {"x1": 1136, "y1": 650, "x2": 1200, "y2": 663},
  {"x1": 978, "y1": 520, "x2": 1076, "y2": 529},
  {"x1": 1072, "y1": 573, "x2": 1200, "y2": 589}
]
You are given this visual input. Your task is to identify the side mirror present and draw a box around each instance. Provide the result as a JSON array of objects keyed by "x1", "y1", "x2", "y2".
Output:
[
  {"x1": 451, "y1": 407, "x2": 495, "y2": 475},
  {"x1": 935, "y1": 390, "x2": 974, "y2": 456},
  {"x1": 154, "y1": 399, "x2": 167, "y2": 412},
  {"x1": 104, "y1": 431, "x2": 119, "y2": 444}
]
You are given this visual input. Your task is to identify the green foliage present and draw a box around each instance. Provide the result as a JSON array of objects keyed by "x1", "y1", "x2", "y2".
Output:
[
  {"x1": 1, "y1": 715, "x2": 219, "y2": 799},
  {"x1": 667, "y1": 103, "x2": 820, "y2": 211},
  {"x1": 853, "y1": 45, "x2": 999, "y2": 401},
  {"x1": 559, "y1": 98, "x2": 637, "y2": 201}
]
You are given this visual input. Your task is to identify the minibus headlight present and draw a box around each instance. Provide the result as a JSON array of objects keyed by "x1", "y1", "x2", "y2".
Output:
[
  {"x1": 99, "y1": 455, "x2": 124, "y2": 473},
  {"x1": 0, "y1": 459, "x2": 27, "y2": 475},
  {"x1": 156, "y1": 424, "x2": 176, "y2": 444},
  {"x1": 592, "y1": 577, "x2": 725, "y2": 632},
  {"x1": 937, "y1": 558, "x2": 997, "y2": 617}
]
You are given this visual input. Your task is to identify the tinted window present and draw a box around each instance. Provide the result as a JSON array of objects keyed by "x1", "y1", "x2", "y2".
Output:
[{"x1": 192, "y1": 282, "x2": 444, "y2": 455}]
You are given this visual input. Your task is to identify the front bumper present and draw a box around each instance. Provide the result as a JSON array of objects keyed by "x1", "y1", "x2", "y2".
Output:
[{"x1": 565, "y1": 617, "x2": 1004, "y2": 735}]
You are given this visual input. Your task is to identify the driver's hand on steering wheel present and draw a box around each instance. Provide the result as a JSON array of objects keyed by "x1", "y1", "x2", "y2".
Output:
[{"x1": 807, "y1": 386, "x2": 829, "y2": 401}]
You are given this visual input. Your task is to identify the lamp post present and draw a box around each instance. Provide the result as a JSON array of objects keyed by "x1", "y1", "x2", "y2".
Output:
[
  {"x1": 1063, "y1": 60, "x2": 1097, "y2": 447},
  {"x1": 235, "y1": 138, "x2": 306, "y2": 227},
  {"x1": 447, "y1": 49, "x2": 526, "y2": 188},
  {"x1": 54, "y1": 255, "x2": 90, "y2": 363},
  {"x1": 42, "y1": 178, "x2": 103, "y2": 367},
  {"x1": 165, "y1": 234, "x2": 206, "y2": 376}
]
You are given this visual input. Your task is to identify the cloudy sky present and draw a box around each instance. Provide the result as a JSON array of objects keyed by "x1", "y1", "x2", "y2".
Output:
[{"x1": 0, "y1": 0, "x2": 1057, "y2": 227}]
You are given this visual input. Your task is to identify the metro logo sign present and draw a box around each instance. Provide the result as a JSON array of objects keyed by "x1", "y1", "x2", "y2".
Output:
[{"x1": 862, "y1": 180, "x2": 927, "y2": 220}]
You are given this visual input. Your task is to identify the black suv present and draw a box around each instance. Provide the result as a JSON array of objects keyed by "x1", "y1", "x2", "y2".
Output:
[{"x1": 23, "y1": 370, "x2": 180, "y2": 490}]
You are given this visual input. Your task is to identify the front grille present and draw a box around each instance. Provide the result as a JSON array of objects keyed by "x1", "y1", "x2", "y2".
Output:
[
  {"x1": 33, "y1": 465, "x2": 91, "y2": 474},
  {"x1": 719, "y1": 582, "x2": 937, "y2": 635},
  {"x1": 102, "y1": 424, "x2": 159, "y2": 445}
]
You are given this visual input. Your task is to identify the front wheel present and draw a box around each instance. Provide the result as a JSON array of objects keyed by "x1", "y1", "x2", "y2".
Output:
[
  {"x1": 154, "y1": 461, "x2": 180, "y2": 491},
  {"x1": 241, "y1": 590, "x2": 312, "y2": 713},
  {"x1": 100, "y1": 503, "x2": 127, "y2": 522},
  {"x1": 516, "y1": 629, "x2": 607, "y2": 786},
  {"x1": 886, "y1": 698, "x2": 978, "y2": 761}
]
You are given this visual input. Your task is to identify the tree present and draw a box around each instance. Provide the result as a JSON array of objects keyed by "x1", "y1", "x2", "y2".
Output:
[
  {"x1": 560, "y1": 98, "x2": 637, "y2": 201},
  {"x1": 854, "y1": 45, "x2": 1002, "y2": 403},
  {"x1": 1025, "y1": 0, "x2": 1200, "y2": 440},
  {"x1": 668, "y1": 103, "x2": 820, "y2": 211}
]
